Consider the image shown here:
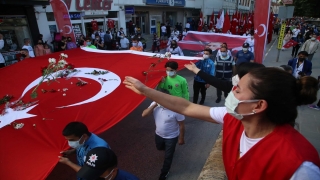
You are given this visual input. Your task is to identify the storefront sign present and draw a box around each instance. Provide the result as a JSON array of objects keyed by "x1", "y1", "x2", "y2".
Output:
[
  {"x1": 146, "y1": 0, "x2": 185, "y2": 7},
  {"x1": 71, "y1": 0, "x2": 113, "y2": 11},
  {"x1": 125, "y1": 7, "x2": 134, "y2": 14}
]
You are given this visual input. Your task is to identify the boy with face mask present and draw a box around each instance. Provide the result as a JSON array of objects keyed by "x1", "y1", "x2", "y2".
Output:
[
  {"x1": 158, "y1": 61, "x2": 189, "y2": 101},
  {"x1": 58, "y1": 122, "x2": 110, "y2": 175},
  {"x1": 192, "y1": 48, "x2": 215, "y2": 104}
]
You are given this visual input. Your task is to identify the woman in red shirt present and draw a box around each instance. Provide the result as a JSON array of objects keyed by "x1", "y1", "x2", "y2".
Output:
[{"x1": 124, "y1": 67, "x2": 320, "y2": 179}]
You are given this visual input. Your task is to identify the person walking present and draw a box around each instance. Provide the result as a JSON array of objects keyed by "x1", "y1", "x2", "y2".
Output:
[
  {"x1": 192, "y1": 48, "x2": 215, "y2": 104},
  {"x1": 142, "y1": 89, "x2": 185, "y2": 180},
  {"x1": 282, "y1": 30, "x2": 293, "y2": 50},
  {"x1": 300, "y1": 34, "x2": 320, "y2": 61},
  {"x1": 287, "y1": 51, "x2": 312, "y2": 79},
  {"x1": 291, "y1": 33, "x2": 304, "y2": 58}
]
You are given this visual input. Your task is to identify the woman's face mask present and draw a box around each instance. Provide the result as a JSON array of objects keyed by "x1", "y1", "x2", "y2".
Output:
[{"x1": 225, "y1": 91, "x2": 260, "y2": 120}]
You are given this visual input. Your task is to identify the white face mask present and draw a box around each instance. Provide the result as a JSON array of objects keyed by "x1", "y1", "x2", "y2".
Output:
[
  {"x1": 232, "y1": 75, "x2": 239, "y2": 86},
  {"x1": 166, "y1": 70, "x2": 176, "y2": 77},
  {"x1": 203, "y1": 54, "x2": 209, "y2": 59},
  {"x1": 242, "y1": 48, "x2": 248, "y2": 52},
  {"x1": 221, "y1": 52, "x2": 227, "y2": 57},
  {"x1": 311, "y1": 37, "x2": 316, "y2": 41},
  {"x1": 68, "y1": 135, "x2": 84, "y2": 149},
  {"x1": 225, "y1": 91, "x2": 259, "y2": 120},
  {"x1": 132, "y1": 42, "x2": 137, "y2": 46}
]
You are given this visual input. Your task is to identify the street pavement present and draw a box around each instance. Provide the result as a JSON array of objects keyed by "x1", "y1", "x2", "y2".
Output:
[{"x1": 47, "y1": 34, "x2": 320, "y2": 180}]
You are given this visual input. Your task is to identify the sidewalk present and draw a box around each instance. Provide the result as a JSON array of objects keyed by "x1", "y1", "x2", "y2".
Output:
[{"x1": 197, "y1": 34, "x2": 320, "y2": 180}]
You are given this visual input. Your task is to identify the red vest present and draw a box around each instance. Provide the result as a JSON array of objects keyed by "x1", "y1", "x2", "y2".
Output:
[{"x1": 223, "y1": 114, "x2": 320, "y2": 180}]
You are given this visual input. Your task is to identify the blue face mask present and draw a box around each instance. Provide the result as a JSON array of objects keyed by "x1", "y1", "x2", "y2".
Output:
[
  {"x1": 221, "y1": 52, "x2": 227, "y2": 57},
  {"x1": 86, "y1": 42, "x2": 91, "y2": 46}
]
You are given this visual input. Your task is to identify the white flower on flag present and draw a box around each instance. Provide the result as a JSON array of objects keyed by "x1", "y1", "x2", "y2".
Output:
[{"x1": 48, "y1": 58, "x2": 56, "y2": 64}]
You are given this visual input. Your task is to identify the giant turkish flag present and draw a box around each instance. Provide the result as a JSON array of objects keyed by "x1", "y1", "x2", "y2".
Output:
[
  {"x1": 51, "y1": 0, "x2": 76, "y2": 42},
  {"x1": 0, "y1": 48, "x2": 199, "y2": 179},
  {"x1": 254, "y1": 0, "x2": 272, "y2": 64}
]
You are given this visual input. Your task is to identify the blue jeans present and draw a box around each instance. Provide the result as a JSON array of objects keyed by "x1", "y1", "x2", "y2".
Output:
[{"x1": 155, "y1": 134, "x2": 178, "y2": 173}]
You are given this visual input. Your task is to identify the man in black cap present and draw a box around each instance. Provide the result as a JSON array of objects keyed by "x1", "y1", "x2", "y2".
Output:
[
  {"x1": 77, "y1": 147, "x2": 139, "y2": 180},
  {"x1": 234, "y1": 43, "x2": 255, "y2": 66}
]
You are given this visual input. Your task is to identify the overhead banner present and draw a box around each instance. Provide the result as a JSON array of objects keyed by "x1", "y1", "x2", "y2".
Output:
[
  {"x1": 254, "y1": 0, "x2": 272, "y2": 63},
  {"x1": 178, "y1": 31, "x2": 248, "y2": 58},
  {"x1": 50, "y1": 0, "x2": 76, "y2": 42},
  {"x1": 0, "y1": 48, "x2": 199, "y2": 179}
]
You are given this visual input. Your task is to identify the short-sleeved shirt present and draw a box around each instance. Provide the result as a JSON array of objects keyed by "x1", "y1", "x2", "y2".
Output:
[
  {"x1": 150, "y1": 102, "x2": 185, "y2": 139},
  {"x1": 235, "y1": 50, "x2": 254, "y2": 65},
  {"x1": 76, "y1": 133, "x2": 110, "y2": 167},
  {"x1": 158, "y1": 75, "x2": 189, "y2": 101},
  {"x1": 22, "y1": 45, "x2": 35, "y2": 57}
]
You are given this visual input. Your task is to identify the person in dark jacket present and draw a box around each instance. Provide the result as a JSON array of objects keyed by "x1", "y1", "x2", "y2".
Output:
[
  {"x1": 291, "y1": 33, "x2": 304, "y2": 58},
  {"x1": 288, "y1": 51, "x2": 312, "y2": 79}
]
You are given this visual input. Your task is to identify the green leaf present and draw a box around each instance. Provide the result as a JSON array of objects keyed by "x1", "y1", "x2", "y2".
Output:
[{"x1": 31, "y1": 92, "x2": 38, "y2": 99}]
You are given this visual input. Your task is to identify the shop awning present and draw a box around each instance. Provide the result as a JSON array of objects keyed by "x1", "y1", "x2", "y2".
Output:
[{"x1": 0, "y1": 0, "x2": 50, "y2": 6}]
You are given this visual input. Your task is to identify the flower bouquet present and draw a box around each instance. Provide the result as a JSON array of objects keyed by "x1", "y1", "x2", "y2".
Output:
[{"x1": 31, "y1": 53, "x2": 78, "y2": 99}]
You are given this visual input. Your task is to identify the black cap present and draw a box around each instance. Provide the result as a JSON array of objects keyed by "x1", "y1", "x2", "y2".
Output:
[
  {"x1": 77, "y1": 147, "x2": 117, "y2": 180},
  {"x1": 242, "y1": 43, "x2": 250, "y2": 48}
]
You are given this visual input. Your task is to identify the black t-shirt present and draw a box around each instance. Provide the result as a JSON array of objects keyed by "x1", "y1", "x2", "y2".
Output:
[{"x1": 57, "y1": 41, "x2": 66, "y2": 51}]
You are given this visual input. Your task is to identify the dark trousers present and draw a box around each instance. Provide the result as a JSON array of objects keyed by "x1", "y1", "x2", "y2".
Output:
[
  {"x1": 274, "y1": 28, "x2": 279, "y2": 35},
  {"x1": 193, "y1": 80, "x2": 207, "y2": 103},
  {"x1": 0, "y1": 63, "x2": 5, "y2": 68},
  {"x1": 291, "y1": 44, "x2": 300, "y2": 57},
  {"x1": 152, "y1": 45, "x2": 160, "y2": 53},
  {"x1": 216, "y1": 79, "x2": 229, "y2": 98},
  {"x1": 105, "y1": 41, "x2": 112, "y2": 50},
  {"x1": 155, "y1": 134, "x2": 178, "y2": 174}
]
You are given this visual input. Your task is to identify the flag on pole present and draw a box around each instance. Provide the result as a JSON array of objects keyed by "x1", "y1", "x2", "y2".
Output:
[
  {"x1": 209, "y1": 11, "x2": 215, "y2": 30},
  {"x1": 254, "y1": 0, "x2": 272, "y2": 63},
  {"x1": 222, "y1": 11, "x2": 231, "y2": 33},
  {"x1": 198, "y1": 11, "x2": 204, "y2": 32},
  {"x1": 216, "y1": 9, "x2": 224, "y2": 29}
]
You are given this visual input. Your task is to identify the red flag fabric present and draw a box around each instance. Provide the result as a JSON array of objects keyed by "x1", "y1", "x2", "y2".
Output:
[
  {"x1": 179, "y1": 31, "x2": 248, "y2": 57},
  {"x1": 222, "y1": 12, "x2": 231, "y2": 33},
  {"x1": 108, "y1": 19, "x2": 115, "y2": 29},
  {"x1": 317, "y1": 36, "x2": 320, "y2": 41},
  {"x1": 50, "y1": 0, "x2": 76, "y2": 42},
  {"x1": 247, "y1": 13, "x2": 253, "y2": 30},
  {"x1": 91, "y1": 20, "x2": 99, "y2": 31},
  {"x1": 198, "y1": 11, "x2": 204, "y2": 32},
  {"x1": 0, "y1": 49, "x2": 198, "y2": 180},
  {"x1": 283, "y1": 39, "x2": 298, "y2": 48},
  {"x1": 209, "y1": 11, "x2": 215, "y2": 30},
  {"x1": 254, "y1": 0, "x2": 272, "y2": 63},
  {"x1": 242, "y1": 14, "x2": 247, "y2": 29}
]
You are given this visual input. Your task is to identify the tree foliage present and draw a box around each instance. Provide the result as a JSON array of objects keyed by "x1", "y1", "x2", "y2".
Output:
[{"x1": 293, "y1": 0, "x2": 320, "y2": 17}]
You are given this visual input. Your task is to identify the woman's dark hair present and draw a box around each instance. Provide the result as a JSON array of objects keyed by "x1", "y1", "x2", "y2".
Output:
[
  {"x1": 248, "y1": 68, "x2": 318, "y2": 125},
  {"x1": 165, "y1": 61, "x2": 178, "y2": 70},
  {"x1": 236, "y1": 62, "x2": 265, "y2": 78},
  {"x1": 62, "y1": 122, "x2": 91, "y2": 137}
]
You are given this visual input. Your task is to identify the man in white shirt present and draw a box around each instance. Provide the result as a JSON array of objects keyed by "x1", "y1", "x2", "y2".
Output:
[
  {"x1": 300, "y1": 34, "x2": 320, "y2": 61},
  {"x1": 185, "y1": 22, "x2": 190, "y2": 31},
  {"x1": 0, "y1": 34, "x2": 4, "y2": 50},
  {"x1": 119, "y1": 34, "x2": 129, "y2": 50},
  {"x1": 161, "y1": 25, "x2": 167, "y2": 37},
  {"x1": 142, "y1": 89, "x2": 185, "y2": 180},
  {"x1": 22, "y1": 38, "x2": 35, "y2": 57},
  {"x1": 292, "y1": 27, "x2": 300, "y2": 41}
]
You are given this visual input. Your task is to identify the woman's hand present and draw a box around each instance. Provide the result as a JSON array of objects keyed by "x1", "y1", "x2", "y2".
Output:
[
  {"x1": 184, "y1": 61, "x2": 200, "y2": 74},
  {"x1": 123, "y1": 76, "x2": 147, "y2": 95}
]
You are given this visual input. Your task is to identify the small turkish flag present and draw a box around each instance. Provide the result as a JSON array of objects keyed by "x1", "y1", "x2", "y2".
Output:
[
  {"x1": 108, "y1": 19, "x2": 114, "y2": 28},
  {"x1": 283, "y1": 39, "x2": 298, "y2": 48},
  {"x1": 91, "y1": 20, "x2": 98, "y2": 31}
]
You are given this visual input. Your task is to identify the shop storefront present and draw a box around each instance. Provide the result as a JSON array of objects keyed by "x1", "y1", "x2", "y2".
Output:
[{"x1": 0, "y1": 0, "x2": 47, "y2": 66}]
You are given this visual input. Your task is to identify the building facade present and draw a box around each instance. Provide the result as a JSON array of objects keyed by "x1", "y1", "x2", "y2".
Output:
[{"x1": 33, "y1": 0, "x2": 254, "y2": 47}]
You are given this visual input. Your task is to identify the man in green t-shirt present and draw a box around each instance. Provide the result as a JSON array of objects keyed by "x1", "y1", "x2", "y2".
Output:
[
  {"x1": 158, "y1": 61, "x2": 189, "y2": 101},
  {"x1": 85, "y1": 37, "x2": 97, "y2": 49}
]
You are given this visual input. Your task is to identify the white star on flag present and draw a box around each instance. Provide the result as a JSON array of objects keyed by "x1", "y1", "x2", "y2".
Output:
[
  {"x1": 0, "y1": 105, "x2": 38, "y2": 129},
  {"x1": 254, "y1": 29, "x2": 258, "y2": 34}
]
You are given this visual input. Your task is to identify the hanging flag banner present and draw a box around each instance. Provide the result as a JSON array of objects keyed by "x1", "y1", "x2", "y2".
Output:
[
  {"x1": 179, "y1": 31, "x2": 247, "y2": 58},
  {"x1": 50, "y1": 0, "x2": 76, "y2": 42},
  {"x1": 254, "y1": 0, "x2": 272, "y2": 63},
  {"x1": 277, "y1": 22, "x2": 287, "y2": 49}
]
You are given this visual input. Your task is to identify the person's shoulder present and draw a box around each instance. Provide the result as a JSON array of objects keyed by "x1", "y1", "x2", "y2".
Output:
[{"x1": 115, "y1": 169, "x2": 139, "y2": 180}]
